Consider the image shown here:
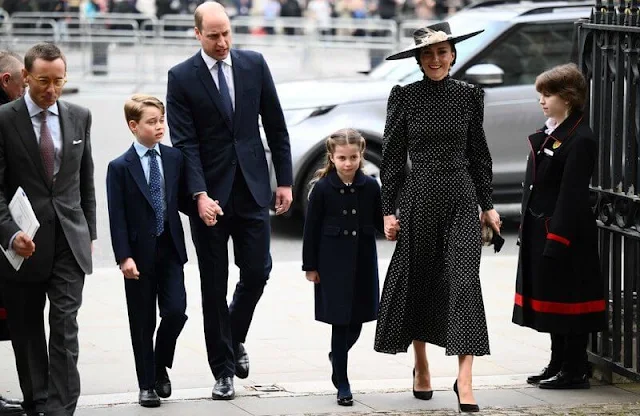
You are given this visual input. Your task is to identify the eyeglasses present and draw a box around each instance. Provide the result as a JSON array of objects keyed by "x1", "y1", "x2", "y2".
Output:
[{"x1": 27, "y1": 73, "x2": 67, "y2": 88}]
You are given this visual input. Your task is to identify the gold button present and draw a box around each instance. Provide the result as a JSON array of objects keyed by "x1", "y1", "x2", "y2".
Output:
[
  {"x1": 350, "y1": 188, "x2": 355, "y2": 193},
  {"x1": 352, "y1": 230, "x2": 357, "y2": 236},
  {"x1": 343, "y1": 230, "x2": 348, "y2": 235},
  {"x1": 352, "y1": 209, "x2": 356, "y2": 214},
  {"x1": 343, "y1": 210, "x2": 347, "y2": 215},
  {"x1": 340, "y1": 189, "x2": 345, "y2": 194}
]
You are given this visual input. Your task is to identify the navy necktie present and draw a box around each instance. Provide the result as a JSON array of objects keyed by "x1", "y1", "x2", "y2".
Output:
[
  {"x1": 217, "y1": 61, "x2": 234, "y2": 122},
  {"x1": 146, "y1": 148, "x2": 164, "y2": 236}
]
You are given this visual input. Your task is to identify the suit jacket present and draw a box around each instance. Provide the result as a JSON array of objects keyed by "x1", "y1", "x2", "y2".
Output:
[
  {"x1": 106, "y1": 143, "x2": 188, "y2": 273},
  {"x1": 166, "y1": 49, "x2": 293, "y2": 209},
  {"x1": 0, "y1": 97, "x2": 96, "y2": 281}
]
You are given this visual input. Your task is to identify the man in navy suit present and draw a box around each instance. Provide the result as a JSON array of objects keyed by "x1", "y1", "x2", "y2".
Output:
[
  {"x1": 167, "y1": 1, "x2": 293, "y2": 400},
  {"x1": 106, "y1": 95, "x2": 189, "y2": 408}
]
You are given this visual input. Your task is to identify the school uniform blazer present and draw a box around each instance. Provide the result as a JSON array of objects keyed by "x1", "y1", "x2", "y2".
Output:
[
  {"x1": 513, "y1": 110, "x2": 605, "y2": 334},
  {"x1": 106, "y1": 143, "x2": 188, "y2": 273}
]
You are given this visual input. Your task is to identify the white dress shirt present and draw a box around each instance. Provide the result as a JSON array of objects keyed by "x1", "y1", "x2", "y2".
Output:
[
  {"x1": 24, "y1": 90, "x2": 63, "y2": 175},
  {"x1": 200, "y1": 49, "x2": 235, "y2": 111}
]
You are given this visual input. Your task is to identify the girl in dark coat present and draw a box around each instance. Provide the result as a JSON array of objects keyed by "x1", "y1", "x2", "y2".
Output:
[
  {"x1": 513, "y1": 63, "x2": 605, "y2": 390},
  {"x1": 302, "y1": 128, "x2": 383, "y2": 407}
]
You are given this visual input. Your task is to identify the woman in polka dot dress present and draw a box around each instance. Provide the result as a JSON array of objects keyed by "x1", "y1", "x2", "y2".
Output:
[{"x1": 374, "y1": 22, "x2": 501, "y2": 413}]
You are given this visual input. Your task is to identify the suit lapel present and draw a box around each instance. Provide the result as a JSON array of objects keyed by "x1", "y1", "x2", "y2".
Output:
[
  {"x1": 231, "y1": 49, "x2": 246, "y2": 135},
  {"x1": 159, "y1": 144, "x2": 175, "y2": 206},
  {"x1": 11, "y1": 98, "x2": 50, "y2": 187},
  {"x1": 194, "y1": 52, "x2": 233, "y2": 132},
  {"x1": 125, "y1": 145, "x2": 154, "y2": 208},
  {"x1": 58, "y1": 101, "x2": 73, "y2": 179}
]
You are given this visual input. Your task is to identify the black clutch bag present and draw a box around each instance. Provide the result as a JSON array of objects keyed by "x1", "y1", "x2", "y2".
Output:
[{"x1": 481, "y1": 225, "x2": 505, "y2": 253}]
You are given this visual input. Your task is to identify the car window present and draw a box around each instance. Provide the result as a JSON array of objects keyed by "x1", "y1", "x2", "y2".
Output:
[{"x1": 471, "y1": 22, "x2": 575, "y2": 86}]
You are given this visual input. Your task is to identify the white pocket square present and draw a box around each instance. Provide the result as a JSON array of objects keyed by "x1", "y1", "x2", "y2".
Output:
[{"x1": 72, "y1": 140, "x2": 83, "y2": 145}]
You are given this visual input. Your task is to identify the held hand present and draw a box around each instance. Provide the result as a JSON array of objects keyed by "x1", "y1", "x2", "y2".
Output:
[
  {"x1": 120, "y1": 258, "x2": 140, "y2": 280},
  {"x1": 384, "y1": 215, "x2": 400, "y2": 241},
  {"x1": 305, "y1": 270, "x2": 320, "y2": 283},
  {"x1": 481, "y1": 209, "x2": 502, "y2": 234},
  {"x1": 275, "y1": 186, "x2": 293, "y2": 215},
  {"x1": 197, "y1": 194, "x2": 224, "y2": 226},
  {"x1": 12, "y1": 232, "x2": 35, "y2": 258}
]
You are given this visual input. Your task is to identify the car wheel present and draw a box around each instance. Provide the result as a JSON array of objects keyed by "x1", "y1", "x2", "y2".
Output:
[{"x1": 300, "y1": 148, "x2": 383, "y2": 216}]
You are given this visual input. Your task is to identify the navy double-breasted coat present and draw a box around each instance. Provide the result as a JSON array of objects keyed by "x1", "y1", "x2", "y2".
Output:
[{"x1": 302, "y1": 169, "x2": 383, "y2": 325}]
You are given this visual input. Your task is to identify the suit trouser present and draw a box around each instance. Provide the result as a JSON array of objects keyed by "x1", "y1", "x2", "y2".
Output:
[
  {"x1": 124, "y1": 228, "x2": 188, "y2": 390},
  {"x1": 550, "y1": 332, "x2": 589, "y2": 374},
  {"x1": 191, "y1": 169, "x2": 271, "y2": 379},
  {"x1": 2, "y1": 218, "x2": 84, "y2": 416}
]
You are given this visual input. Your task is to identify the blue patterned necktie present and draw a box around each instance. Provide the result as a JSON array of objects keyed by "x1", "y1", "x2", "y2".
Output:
[
  {"x1": 217, "y1": 61, "x2": 234, "y2": 122},
  {"x1": 146, "y1": 148, "x2": 164, "y2": 236}
]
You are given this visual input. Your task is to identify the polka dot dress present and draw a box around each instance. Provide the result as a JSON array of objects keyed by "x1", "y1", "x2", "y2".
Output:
[{"x1": 374, "y1": 76, "x2": 492, "y2": 356}]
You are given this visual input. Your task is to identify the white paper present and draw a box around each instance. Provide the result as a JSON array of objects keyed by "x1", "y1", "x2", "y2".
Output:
[{"x1": 0, "y1": 187, "x2": 40, "y2": 271}]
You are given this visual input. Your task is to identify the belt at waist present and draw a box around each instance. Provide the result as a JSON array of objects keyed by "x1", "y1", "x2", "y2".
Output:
[{"x1": 410, "y1": 157, "x2": 469, "y2": 171}]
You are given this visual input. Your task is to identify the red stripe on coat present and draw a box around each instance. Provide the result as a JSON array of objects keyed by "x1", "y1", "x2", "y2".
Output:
[
  {"x1": 515, "y1": 293, "x2": 605, "y2": 315},
  {"x1": 547, "y1": 233, "x2": 570, "y2": 246},
  {"x1": 0, "y1": 308, "x2": 6, "y2": 320}
]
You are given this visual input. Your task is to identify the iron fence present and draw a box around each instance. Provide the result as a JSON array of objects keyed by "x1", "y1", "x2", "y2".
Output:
[{"x1": 577, "y1": 0, "x2": 640, "y2": 382}]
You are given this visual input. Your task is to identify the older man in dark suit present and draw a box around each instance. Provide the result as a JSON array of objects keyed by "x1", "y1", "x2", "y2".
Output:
[
  {"x1": 0, "y1": 43, "x2": 96, "y2": 416},
  {"x1": 0, "y1": 50, "x2": 27, "y2": 416},
  {"x1": 167, "y1": 1, "x2": 292, "y2": 401}
]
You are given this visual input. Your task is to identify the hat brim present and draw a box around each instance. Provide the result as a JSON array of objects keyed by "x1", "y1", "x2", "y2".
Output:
[{"x1": 385, "y1": 29, "x2": 484, "y2": 61}]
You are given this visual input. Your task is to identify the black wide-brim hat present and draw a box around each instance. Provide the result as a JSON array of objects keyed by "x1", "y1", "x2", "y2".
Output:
[{"x1": 386, "y1": 22, "x2": 483, "y2": 61}]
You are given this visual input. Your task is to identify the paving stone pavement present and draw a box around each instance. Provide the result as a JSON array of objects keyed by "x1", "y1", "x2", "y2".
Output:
[{"x1": 300, "y1": 402, "x2": 640, "y2": 416}]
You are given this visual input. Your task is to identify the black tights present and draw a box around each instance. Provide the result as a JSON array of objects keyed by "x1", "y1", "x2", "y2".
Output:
[
  {"x1": 331, "y1": 323, "x2": 363, "y2": 386},
  {"x1": 550, "y1": 333, "x2": 589, "y2": 373}
]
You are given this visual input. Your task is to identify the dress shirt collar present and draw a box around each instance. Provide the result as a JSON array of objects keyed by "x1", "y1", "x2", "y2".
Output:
[
  {"x1": 24, "y1": 89, "x2": 59, "y2": 117},
  {"x1": 201, "y1": 49, "x2": 233, "y2": 70},
  {"x1": 133, "y1": 140, "x2": 161, "y2": 159}
]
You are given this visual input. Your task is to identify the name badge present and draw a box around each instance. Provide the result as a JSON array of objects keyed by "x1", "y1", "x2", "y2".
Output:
[{"x1": 543, "y1": 148, "x2": 554, "y2": 157}]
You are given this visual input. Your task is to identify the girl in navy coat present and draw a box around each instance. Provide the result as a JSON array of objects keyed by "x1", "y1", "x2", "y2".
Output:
[{"x1": 302, "y1": 128, "x2": 383, "y2": 406}]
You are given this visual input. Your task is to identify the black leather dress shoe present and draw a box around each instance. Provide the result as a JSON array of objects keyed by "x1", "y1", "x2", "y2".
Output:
[
  {"x1": 526, "y1": 366, "x2": 560, "y2": 385},
  {"x1": 0, "y1": 397, "x2": 24, "y2": 415},
  {"x1": 155, "y1": 368, "x2": 172, "y2": 398},
  {"x1": 538, "y1": 371, "x2": 590, "y2": 389},
  {"x1": 212, "y1": 377, "x2": 235, "y2": 400},
  {"x1": 139, "y1": 389, "x2": 161, "y2": 408},
  {"x1": 235, "y1": 343, "x2": 250, "y2": 379}
]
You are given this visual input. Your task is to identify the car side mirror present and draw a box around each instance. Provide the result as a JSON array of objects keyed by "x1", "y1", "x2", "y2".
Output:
[{"x1": 464, "y1": 64, "x2": 505, "y2": 86}]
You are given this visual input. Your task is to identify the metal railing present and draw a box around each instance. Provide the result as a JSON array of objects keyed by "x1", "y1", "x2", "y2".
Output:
[
  {"x1": 0, "y1": 11, "x2": 406, "y2": 88},
  {"x1": 577, "y1": 0, "x2": 640, "y2": 382}
]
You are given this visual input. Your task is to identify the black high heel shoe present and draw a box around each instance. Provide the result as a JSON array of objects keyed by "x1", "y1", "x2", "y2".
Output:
[
  {"x1": 412, "y1": 369, "x2": 433, "y2": 400},
  {"x1": 453, "y1": 379, "x2": 479, "y2": 413}
]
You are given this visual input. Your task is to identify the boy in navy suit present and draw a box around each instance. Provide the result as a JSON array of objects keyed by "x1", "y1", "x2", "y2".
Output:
[{"x1": 106, "y1": 95, "x2": 189, "y2": 408}]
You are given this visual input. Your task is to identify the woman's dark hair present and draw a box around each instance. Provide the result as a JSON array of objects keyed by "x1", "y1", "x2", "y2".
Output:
[
  {"x1": 535, "y1": 63, "x2": 587, "y2": 112},
  {"x1": 414, "y1": 41, "x2": 457, "y2": 76}
]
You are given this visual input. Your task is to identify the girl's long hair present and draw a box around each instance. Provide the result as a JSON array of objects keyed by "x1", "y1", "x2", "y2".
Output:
[{"x1": 307, "y1": 128, "x2": 366, "y2": 198}]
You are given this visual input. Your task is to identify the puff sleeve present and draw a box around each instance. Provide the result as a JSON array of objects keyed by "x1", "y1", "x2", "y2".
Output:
[
  {"x1": 381, "y1": 85, "x2": 408, "y2": 215},
  {"x1": 466, "y1": 86, "x2": 494, "y2": 211}
]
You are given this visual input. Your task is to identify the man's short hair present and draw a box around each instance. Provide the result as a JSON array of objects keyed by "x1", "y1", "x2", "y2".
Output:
[
  {"x1": 0, "y1": 51, "x2": 23, "y2": 75},
  {"x1": 24, "y1": 42, "x2": 66, "y2": 72},
  {"x1": 124, "y1": 94, "x2": 165, "y2": 123},
  {"x1": 535, "y1": 63, "x2": 587, "y2": 112}
]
